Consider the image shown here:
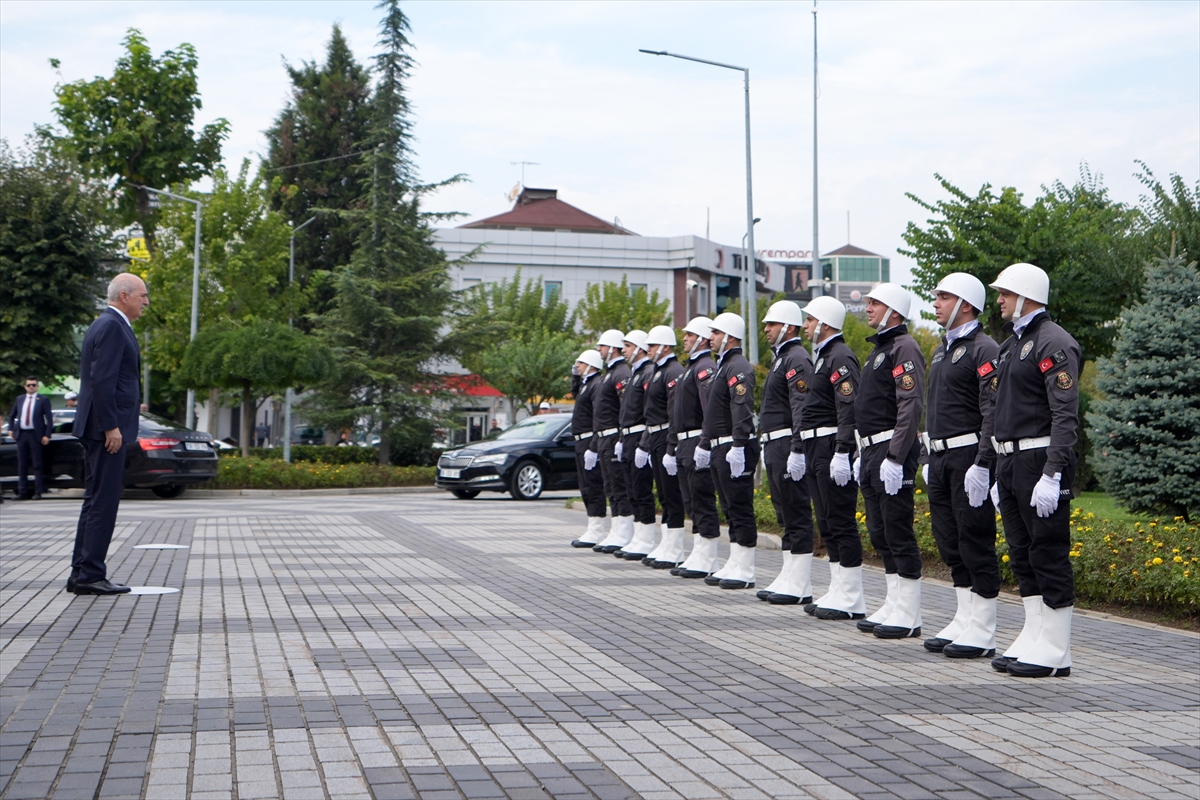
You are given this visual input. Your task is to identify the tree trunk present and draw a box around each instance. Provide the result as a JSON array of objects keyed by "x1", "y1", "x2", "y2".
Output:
[
  {"x1": 241, "y1": 382, "x2": 253, "y2": 458},
  {"x1": 378, "y1": 415, "x2": 390, "y2": 466},
  {"x1": 207, "y1": 388, "x2": 219, "y2": 437}
]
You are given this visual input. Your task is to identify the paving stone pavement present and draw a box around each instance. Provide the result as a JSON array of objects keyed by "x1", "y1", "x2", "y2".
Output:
[{"x1": 1, "y1": 492, "x2": 1197, "y2": 800}]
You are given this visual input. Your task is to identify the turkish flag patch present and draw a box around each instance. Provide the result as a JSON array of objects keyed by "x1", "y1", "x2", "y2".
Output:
[
  {"x1": 892, "y1": 365, "x2": 905, "y2": 378},
  {"x1": 697, "y1": 369, "x2": 710, "y2": 380},
  {"x1": 1038, "y1": 357, "x2": 1055, "y2": 373},
  {"x1": 785, "y1": 368, "x2": 796, "y2": 379},
  {"x1": 667, "y1": 379, "x2": 677, "y2": 388},
  {"x1": 977, "y1": 361, "x2": 995, "y2": 378},
  {"x1": 728, "y1": 376, "x2": 738, "y2": 387}
]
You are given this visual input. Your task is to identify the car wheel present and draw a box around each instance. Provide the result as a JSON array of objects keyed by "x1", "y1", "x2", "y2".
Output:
[
  {"x1": 451, "y1": 489, "x2": 480, "y2": 499},
  {"x1": 151, "y1": 484, "x2": 186, "y2": 499},
  {"x1": 510, "y1": 460, "x2": 545, "y2": 500}
]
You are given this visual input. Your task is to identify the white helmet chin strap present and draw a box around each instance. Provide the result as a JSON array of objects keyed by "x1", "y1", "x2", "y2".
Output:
[
  {"x1": 874, "y1": 306, "x2": 894, "y2": 332},
  {"x1": 689, "y1": 337, "x2": 707, "y2": 357},
  {"x1": 1013, "y1": 295, "x2": 1026, "y2": 321},
  {"x1": 946, "y1": 298, "x2": 964, "y2": 334}
]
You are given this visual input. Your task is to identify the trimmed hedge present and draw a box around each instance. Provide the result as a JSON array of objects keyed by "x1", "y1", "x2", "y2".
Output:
[
  {"x1": 211, "y1": 458, "x2": 435, "y2": 490},
  {"x1": 220, "y1": 446, "x2": 380, "y2": 465}
]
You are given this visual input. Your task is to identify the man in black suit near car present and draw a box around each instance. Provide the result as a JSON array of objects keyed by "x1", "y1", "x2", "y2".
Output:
[
  {"x1": 69, "y1": 273, "x2": 149, "y2": 596},
  {"x1": 8, "y1": 377, "x2": 54, "y2": 500}
]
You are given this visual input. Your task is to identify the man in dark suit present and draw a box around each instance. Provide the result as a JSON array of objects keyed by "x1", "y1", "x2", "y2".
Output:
[
  {"x1": 69, "y1": 273, "x2": 149, "y2": 596},
  {"x1": 8, "y1": 377, "x2": 54, "y2": 500}
]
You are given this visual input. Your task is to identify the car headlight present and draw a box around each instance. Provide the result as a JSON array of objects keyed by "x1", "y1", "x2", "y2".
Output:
[{"x1": 470, "y1": 453, "x2": 508, "y2": 466}]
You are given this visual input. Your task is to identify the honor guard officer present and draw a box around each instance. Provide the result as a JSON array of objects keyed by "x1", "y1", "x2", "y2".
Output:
[
  {"x1": 851, "y1": 283, "x2": 927, "y2": 639},
  {"x1": 614, "y1": 330, "x2": 660, "y2": 559},
  {"x1": 588, "y1": 330, "x2": 636, "y2": 553},
  {"x1": 637, "y1": 326, "x2": 688, "y2": 567},
  {"x1": 988, "y1": 263, "x2": 1080, "y2": 678},
  {"x1": 756, "y1": 302, "x2": 817, "y2": 604},
  {"x1": 569, "y1": 350, "x2": 610, "y2": 548},
  {"x1": 920, "y1": 274, "x2": 1003, "y2": 659},
  {"x1": 670, "y1": 318, "x2": 724, "y2": 578},
  {"x1": 801, "y1": 297, "x2": 866, "y2": 616},
  {"x1": 697, "y1": 312, "x2": 759, "y2": 590}
]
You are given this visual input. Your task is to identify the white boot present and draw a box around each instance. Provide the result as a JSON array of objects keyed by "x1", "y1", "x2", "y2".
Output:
[
  {"x1": 857, "y1": 573, "x2": 898, "y2": 630},
  {"x1": 769, "y1": 553, "x2": 813, "y2": 605},
  {"x1": 653, "y1": 527, "x2": 688, "y2": 568},
  {"x1": 944, "y1": 595, "x2": 998, "y2": 658},
  {"x1": 596, "y1": 515, "x2": 634, "y2": 552},
  {"x1": 993, "y1": 595, "x2": 1044, "y2": 672},
  {"x1": 620, "y1": 521, "x2": 657, "y2": 558},
  {"x1": 874, "y1": 577, "x2": 922, "y2": 638},
  {"x1": 806, "y1": 562, "x2": 840, "y2": 615},
  {"x1": 1009, "y1": 604, "x2": 1072, "y2": 677},
  {"x1": 719, "y1": 546, "x2": 756, "y2": 589},
  {"x1": 705, "y1": 543, "x2": 741, "y2": 584},
  {"x1": 644, "y1": 524, "x2": 669, "y2": 564},
  {"x1": 571, "y1": 516, "x2": 606, "y2": 548},
  {"x1": 758, "y1": 552, "x2": 793, "y2": 600},
  {"x1": 816, "y1": 564, "x2": 866, "y2": 619},
  {"x1": 678, "y1": 536, "x2": 719, "y2": 577},
  {"x1": 925, "y1": 587, "x2": 973, "y2": 652}
]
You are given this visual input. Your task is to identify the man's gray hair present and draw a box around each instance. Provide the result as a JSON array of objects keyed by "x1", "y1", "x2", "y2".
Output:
[{"x1": 107, "y1": 273, "x2": 144, "y2": 302}]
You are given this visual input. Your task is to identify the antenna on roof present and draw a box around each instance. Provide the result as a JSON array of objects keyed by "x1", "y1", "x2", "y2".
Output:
[{"x1": 510, "y1": 161, "x2": 540, "y2": 187}]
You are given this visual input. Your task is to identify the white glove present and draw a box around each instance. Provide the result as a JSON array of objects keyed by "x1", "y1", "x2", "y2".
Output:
[
  {"x1": 662, "y1": 452, "x2": 678, "y2": 476},
  {"x1": 615, "y1": 441, "x2": 624, "y2": 461},
  {"x1": 964, "y1": 464, "x2": 991, "y2": 508},
  {"x1": 634, "y1": 447, "x2": 650, "y2": 469},
  {"x1": 880, "y1": 458, "x2": 904, "y2": 496},
  {"x1": 830, "y1": 452, "x2": 852, "y2": 486},
  {"x1": 726, "y1": 446, "x2": 746, "y2": 478},
  {"x1": 584, "y1": 450, "x2": 598, "y2": 471},
  {"x1": 990, "y1": 482, "x2": 1000, "y2": 508},
  {"x1": 694, "y1": 447, "x2": 711, "y2": 469},
  {"x1": 921, "y1": 463, "x2": 930, "y2": 487},
  {"x1": 1031, "y1": 472, "x2": 1062, "y2": 518},
  {"x1": 787, "y1": 452, "x2": 806, "y2": 481},
  {"x1": 853, "y1": 457, "x2": 861, "y2": 483}
]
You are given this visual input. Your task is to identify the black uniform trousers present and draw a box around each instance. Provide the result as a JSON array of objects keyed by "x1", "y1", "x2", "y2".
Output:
[
  {"x1": 927, "y1": 446, "x2": 1000, "y2": 597},
  {"x1": 764, "y1": 438, "x2": 814, "y2": 554},
  {"x1": 712, "y1": 441, "x2": 759, "y2": 547},
  {"x1": 804, "y1": 436, "x2": 862, "y2": 568},
  {"x1": 72, "y1": 438, "x2": 127, "y2": 583},
  {"x1": 859, "y1": 438, "x2": 922, "y2": 579},
  {"x1": 15, "y1": 434, "x2": 47, "y2": 496},
  {"x1": 574, "y1": 439, "x2": 607, "y2": 517},
  {"x1": 622, "y1": 433, "x2": 657, "y2": 525},
  {"x1": 679, "y1": 442, "x2": 720, "y2": 538},
  {"x1": 598, "y1": 433, "x2": 632, "y2": 517},
  {"x1": 995, "y1": 448, "x2": 1075, "y2": 608},
  {"x1": 648, "y1": 431, "x2": 685, "y2": 529}
]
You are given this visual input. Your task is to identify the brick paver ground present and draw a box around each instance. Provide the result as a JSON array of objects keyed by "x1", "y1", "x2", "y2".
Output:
[{"x1": 1, "y1": 491, "x2": 1197, "y2": 800}]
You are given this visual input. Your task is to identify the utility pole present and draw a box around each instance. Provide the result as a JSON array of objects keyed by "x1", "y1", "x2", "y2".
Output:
[
  {"x1": 283, "y1": 217, "x2": 316, "y2": 463},
  {"x1": 813, "y1": 1, "x2": 821, "y2": 299}
]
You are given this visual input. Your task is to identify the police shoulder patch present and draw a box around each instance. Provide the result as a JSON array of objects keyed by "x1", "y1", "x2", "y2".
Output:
[
  {"x1": 951, "y1": 345, "x2": 967, "y2": 363},
  {"x1": 1055, "y1": 372, "x2": 1074, "y2": 390},
  {"x1": 653, "y1": 373, "x2": 661, "y2": 382},
  {"x1": 989, "y1": 375, "x2": 999, "y2": 392},
  {"x1": 735, "y1": 383, "x2": 747, "y2": 396},
  {"x1": 794, "y1": 379, "x2": 808, "y2": 393},
  {"x1": 1052, "y1": 349, "x2": 1067, "y2": 365},
  {"x1": 1020, "y1": 340, "x2": 1035, "y2": 360},
  {"x1": 899, "y1": 374, "x2": 916, "y2": 391},
  {"x1": 873, "y1": 353, "x2": 886, "y2": 369},
  {"x1": 814, "y1": 357, "x2": 825, "y2": 372},
  {"x1": 839, "y1": 381, "x2": 854, "y2": 396}
]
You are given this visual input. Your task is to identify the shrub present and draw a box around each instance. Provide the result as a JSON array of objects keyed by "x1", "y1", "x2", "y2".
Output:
[
  {"x1": 211, "y1": 458, "x2": 435, "y2": 490},
  {"x1": 221, "y1": 446, "x2": 380, "y2": 464}
]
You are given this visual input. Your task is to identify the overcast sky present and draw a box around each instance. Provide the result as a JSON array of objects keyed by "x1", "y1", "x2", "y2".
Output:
[{"x1": 2, "y1": 0, "x2": 1197, "y2": 300}]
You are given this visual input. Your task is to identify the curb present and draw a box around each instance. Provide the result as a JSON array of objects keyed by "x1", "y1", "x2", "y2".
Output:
[{"x1": 28, "y1": 486, "x2": 442, "y2": 500}]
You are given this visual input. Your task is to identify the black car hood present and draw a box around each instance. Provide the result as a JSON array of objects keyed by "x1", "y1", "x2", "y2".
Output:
[{"x1": 455, "y1": 438, "x2": 543, "y2": 456}]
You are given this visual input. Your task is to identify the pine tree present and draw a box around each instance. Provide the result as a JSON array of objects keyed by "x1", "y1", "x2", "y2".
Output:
[{"x1": 1090, "y1": 243, "x2": 1200, "y2": 520}]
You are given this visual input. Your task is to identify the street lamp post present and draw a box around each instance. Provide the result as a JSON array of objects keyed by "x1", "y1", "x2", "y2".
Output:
[
  {"x1": 283, "y1": 217, "x2": 316, "y2": 464},
  {"x1": 812, "y1": 1, "x2": 821, "y2": 300},
  {"x1": 639, "y1": 49, "x2": 760, "y2": 366},
  {"x1": 741, "y1": 217, "x2": 761, "y2": 330}
]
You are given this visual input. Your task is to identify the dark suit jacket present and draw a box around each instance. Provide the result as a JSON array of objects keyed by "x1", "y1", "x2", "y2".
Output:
[
  {"x1": 8, "y1": 394, "x2": 53, "y2": 439},
  {"x1": 73, "y1": 307, "x2": 141, "y2": 443}
]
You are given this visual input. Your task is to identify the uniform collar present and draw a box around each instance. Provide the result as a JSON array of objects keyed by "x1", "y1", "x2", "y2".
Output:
[
  {"x1": 1011, "y1": 307, "x2": 1046, "y2": 337},
  {"x1": 773, "y1": 337, "x2": 802, "y2": 356},
  {"x1": 716, "y1": 346, "x2": 742, "y2": 367},
  {"x1": 690, "y1": 349, "x2": 711, "y2": 360},
  {"x1": 606, "y1": 355, "x2": 626, "y2": 369},
  {"x1": 866, "y1": 323, "x2": 908, "y2": 347},
  {"x1": 655, "y1": 353, "x2": 676, "y2": 367},
  {"x1": 813, "y1": 332, "x2": 843, "y2": 356},
  {"x1": 631, "y1": 356, "x2": 650, "y2": 371},
  {"x1": 581, "y1": 371, "x2": 596, "y2": 385},
  {"x1": 107, "y1": 305, "x2": 133, "y2": 329},
  {"x1": 944, "y1": 319, "x2": 979, "y2": 348}
]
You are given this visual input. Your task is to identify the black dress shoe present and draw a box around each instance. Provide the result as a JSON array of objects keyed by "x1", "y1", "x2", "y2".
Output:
[
  {"x1": 703, "y1": 574, "x2": 723, "y2": 586},
  {"x1": 756, "y1": 588, "x2": 773, "y2": 600},
  {"x1": 768, "y1": 593, "x2": 811, "y2": 606},
  {"x1": 596, "y1": 544, "x2": 622, "y2": 554},
  {"x1": 14, "y1": 493, "x2": 32, "y2": 501},
  {"x1": 874, "y1": 624, "x2": 921, "y2": 639},
  {"x1": 924, "y1": 637, "x2": 951, "y2": 653},
  {"x1": 719, "y1": 579, "x2": 754, "y2": 589},
  {"x1": 677, "y1": 568, "x2": 708, "y2": 579},
  {"x1": 669, "y1": 566, "x2": 685, "y2": 576},
  {"x1": 991, "y1": 655, "x2": 1016, "y2": 672},
  {"x1": 816, "y1": 607, "x2": 866, "y2": 621},
  {"x1": 65, "y1": 576, "x2": 77, "y2": 593},
  {"x1": 73, "y1": 579, "x2": 132, "y2": 596},
  {"x1": 570, "y1": 539, "x2": 599, "y2": 548},
  {"x1": 622, "y1": 551, "x2": 648, "y2": 561},
  {"x1": 857, "y1": 618, "x2": 881, "y2": 632},
  {"x1": 641, "y1": 556, "x2": 655, "y2": 566},
  {"x1": 1008, "y1": 660, "x2": 1070, "y2": 678},
  {"x1": 943, "y1": 643, "x2": 994, "y2": 659},
  {"x1": 803, "y1": 601, "x2": 819, "y2": 615}
]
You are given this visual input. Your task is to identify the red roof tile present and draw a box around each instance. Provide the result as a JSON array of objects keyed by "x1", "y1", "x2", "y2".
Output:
[{"x1": 459, "y1": 188, "x2": 635, "y2": 235}]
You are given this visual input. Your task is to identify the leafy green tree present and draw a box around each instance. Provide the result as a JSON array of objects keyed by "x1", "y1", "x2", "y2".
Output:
[
  {"x1": 177, "y1": 319, "x2": 333, "y2": 457},
  {"x1": 1090, "y1": 246, "x2": 1200, "y2": 520},
  {"x1": 576, "y1": 276, "x2": 671, "y2": 335},
  {"x1": 477, "y1": 329, "x2": 581, "y2": 415},
  {"x1": 0, "y1": 137, "x2": 111, "y2": 407},
  {"x1": 1135, "y1": 162, "x2": 1200, "y2": 264},
  {"x1": 51, "y1": 29, "x2": 228, "y2": 250}
]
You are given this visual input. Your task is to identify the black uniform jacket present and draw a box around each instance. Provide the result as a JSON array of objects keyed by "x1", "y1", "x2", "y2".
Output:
[
  {"x1": 759, "y1": 338, "x2": 811, "y2": 455},
  {"x1": 590, "y1": 357, "x2": 632, "y2": 452},
  {"x1": 855, "y1": 325, "x2": 926, "y2": 463},
  {"x1": 620, "y1": 357, "x2": 654, "y2": 431},
  {"x1": 700, "y1": 347, "x2": 756, "y2": 449},
  {"x1": 571, "y1": 372, "x2": 599, "y2": 436},
  {"x1": 640, "y1": 355, "x2": 685, "y2": 450},
  {"x1": 668, "y1": 351, "x2": 715, "y2": 457},
  {"x1": 992, "y1": 311, "x2": 1081, "y2": 477},
  {"x1": 802, "y1": 334, "x2": 860, "y2": 455},
  {"x1": 926, "y1": 323, "x2": 1001, "y2": 468}
]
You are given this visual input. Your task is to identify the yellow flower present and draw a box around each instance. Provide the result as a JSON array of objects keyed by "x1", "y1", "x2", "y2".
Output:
[
  {"x1": 1173, "y1": 548, "x2": 1181, "y2": 553},
  {"x1": 1109, "y1": 564, "x2": 1116, "y2": 570},
  {"x1": 915, "y1": 489, "x2": 923, "y2": 495},
  {"x1": 1149, "y1": 522, "x2": 1157, "y2": 527},
  {"x1": 1068, "y1": 552, "x2": 1080, "y2": 558},
  {"x1": 1152, "y1": 557, "x2": 1163, "y2": 566},
  {"x1": 1174, "y1": 556, "x2": 1184, "y2": 563},
  {"x1": 1002, "y1": 554, "x2": 1010, "y2": 563},
  {"x1": 1186, "y1": 571, "x2": 1192, "y2": 577},
  {"x1": 1126, "y1": 538, "x2": 1133, "y2": 543}
]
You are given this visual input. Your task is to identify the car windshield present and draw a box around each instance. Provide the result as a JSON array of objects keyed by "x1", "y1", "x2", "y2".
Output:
[
  {"x1": 493, "y1": 415, "x2": 568, "y2": 441},
  {"x1": 139, "y1": 412, "x2": 190, "y2": 432}
]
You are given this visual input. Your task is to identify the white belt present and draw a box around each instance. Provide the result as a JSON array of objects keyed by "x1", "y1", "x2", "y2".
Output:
[
  {"x1": 714, "y1": 435, "x2": 735, "y2": 446},
  {"x1": 646, "y1": 423, "x2": 669, "y2": 434},
  {"x1": 598, "y1": 427, "x2": 620, "y2": 437},
  {"x1": 921, "y1": 431, "x2": 979, "y2": 452},
  {"x1": 856, "y1": 429, "x2": 894, "y2": 450},
  {"x1": 800, "y1": 426, "x2": 837, "y2": 440},
  {"x1": 993, "y1": 435, "x2": 1051, "y2": 455},
  {"x1": 678, "y1": 429, "x2": 703, "y2": 440},
  {"x1": 574, "y1": 432, "x2": 593, "y2": 441},
  {"x1": 760, "y1": 428, "x2": 792, "y2": 443},
  {"x1": 621, "y1": 424, "x2": 646, "y2": 436}
]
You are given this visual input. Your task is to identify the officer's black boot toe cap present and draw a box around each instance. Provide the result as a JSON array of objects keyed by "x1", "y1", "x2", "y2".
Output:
[
  {"x1": 1007, "y1": 660, "x2": 1070, "y2": 678},
  {"x1": 943, "y1": 643, "x2": 994, "y2": 659},
  {"x1": 873, "y1": 624, "x2": 921, "y2": 639},
  {"x1": 991, "y1": 655, "x2": 1016, "y2": 672},
  {"x1": 923, "y1": 637, "x2": 951, "y2": 653}
]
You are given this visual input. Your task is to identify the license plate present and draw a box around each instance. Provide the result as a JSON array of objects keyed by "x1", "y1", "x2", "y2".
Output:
[
  {"x1": 439, "y1": 468, "x2": 461, "y2": 479},
  {"x1": 185, "y1": 442, "x2": 209, "y2": 451}
]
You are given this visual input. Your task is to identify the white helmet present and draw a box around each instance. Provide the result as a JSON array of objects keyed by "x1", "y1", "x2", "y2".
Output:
[
  {"x1": 646, "y1": 325, "x2": 677, "y2": 346},
  {"x1": 710, "y1": 312, "x2": 746, "y2": 341},
  {"x1": 577, "y1": 349, "x2": 604, "y2": 370},
  {"x1": 934, "y1": 272, "x2": 986, "y2": 314},
  {"x1": 623, "y1": 329, "x2": 649, "y2": 352},
  {"x1": 683, "y1": 316, "x2": 713, "y2": 339},
  {"x1": 763, "y1": 300, "x2": 805, "y2": 328},
  {"x1": 801, "y1": 296, "x2": 846, "y2": 331},
  {"x1": 990, "y1": 262, "x2": 1049, "y2": 305},
  {"x1": 596, "y1": 329, "x2": 625, "y2": 349},
  {"x1": 864, "y1": 282, "x2": 911, "y2": 330}
]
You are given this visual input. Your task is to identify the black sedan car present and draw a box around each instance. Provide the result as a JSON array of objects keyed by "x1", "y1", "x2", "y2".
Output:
[
  {"x1": 436, "y1": 412, "x2": 578, "y2": 500},
  {"x1": 1, "y1": 411, "x2": 218, "y2": 498}
]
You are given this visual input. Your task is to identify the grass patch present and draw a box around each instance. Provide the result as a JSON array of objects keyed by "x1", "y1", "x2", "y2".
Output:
[{"x1": 1072, "y1": 491, "x2": 1150, "y2": 524}]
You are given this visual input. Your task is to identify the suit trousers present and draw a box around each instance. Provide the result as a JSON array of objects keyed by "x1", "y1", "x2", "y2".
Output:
[
  {"x1": 860, "y1": 438, "x2": 922, "y2": 579},
  {"x1": 996, "y1": 448, "x2": 1075, "y2": 608},
  {"x1": 712, "y1": 441, "x2": 759, "y2": 547},
  {"x1": 679, "y1": 441, "x2": 720, "y2": 539},
  {"x1": 648, "y1": 431, "x2": 685, "y2": 529},
  {"x1": 622, "y1": 433, "x2": 657, "y2": 524},
  {"x1": 598, "y1": 434, "x2": 632, "y2": 518},
  {"x1": 15, "y1": 434, "x2": 46, "y2": 495},
  {"x1": 574, "y1": 439, "x2": 607, "y2": 517},
  {"x1": 927, "y1": 446, "x2": 1001, "y2": 598},
  {"x1": 804, "y1": 436, "x2": 862, "y2": 568},
  {"x1": 72, "y1": 438, "x2": 127, "y2": 583},
  {"x1": 764, "y1": 438, "x2": 814, "y2": 554}
]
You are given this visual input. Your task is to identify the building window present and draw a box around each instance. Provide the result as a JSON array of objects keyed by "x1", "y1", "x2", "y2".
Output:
[
  {"x1": 630, "y1": 283, "x2": 647, "y2": 296},
  {"x1": 544, "y1": 281, "x2": 562, "y2": 303},
  {"x1": 699, "y1": 285, "x2": 708, "y2": 314},
  {"x1": 462, "y1": 277, "x2": 481, "y2": 291},
  {"x1": 881, "y1": 258, "x2": 891, "y2": 282},
  {"x1": 836, "y1": 256, "x2": 880, "y2": 283}
]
